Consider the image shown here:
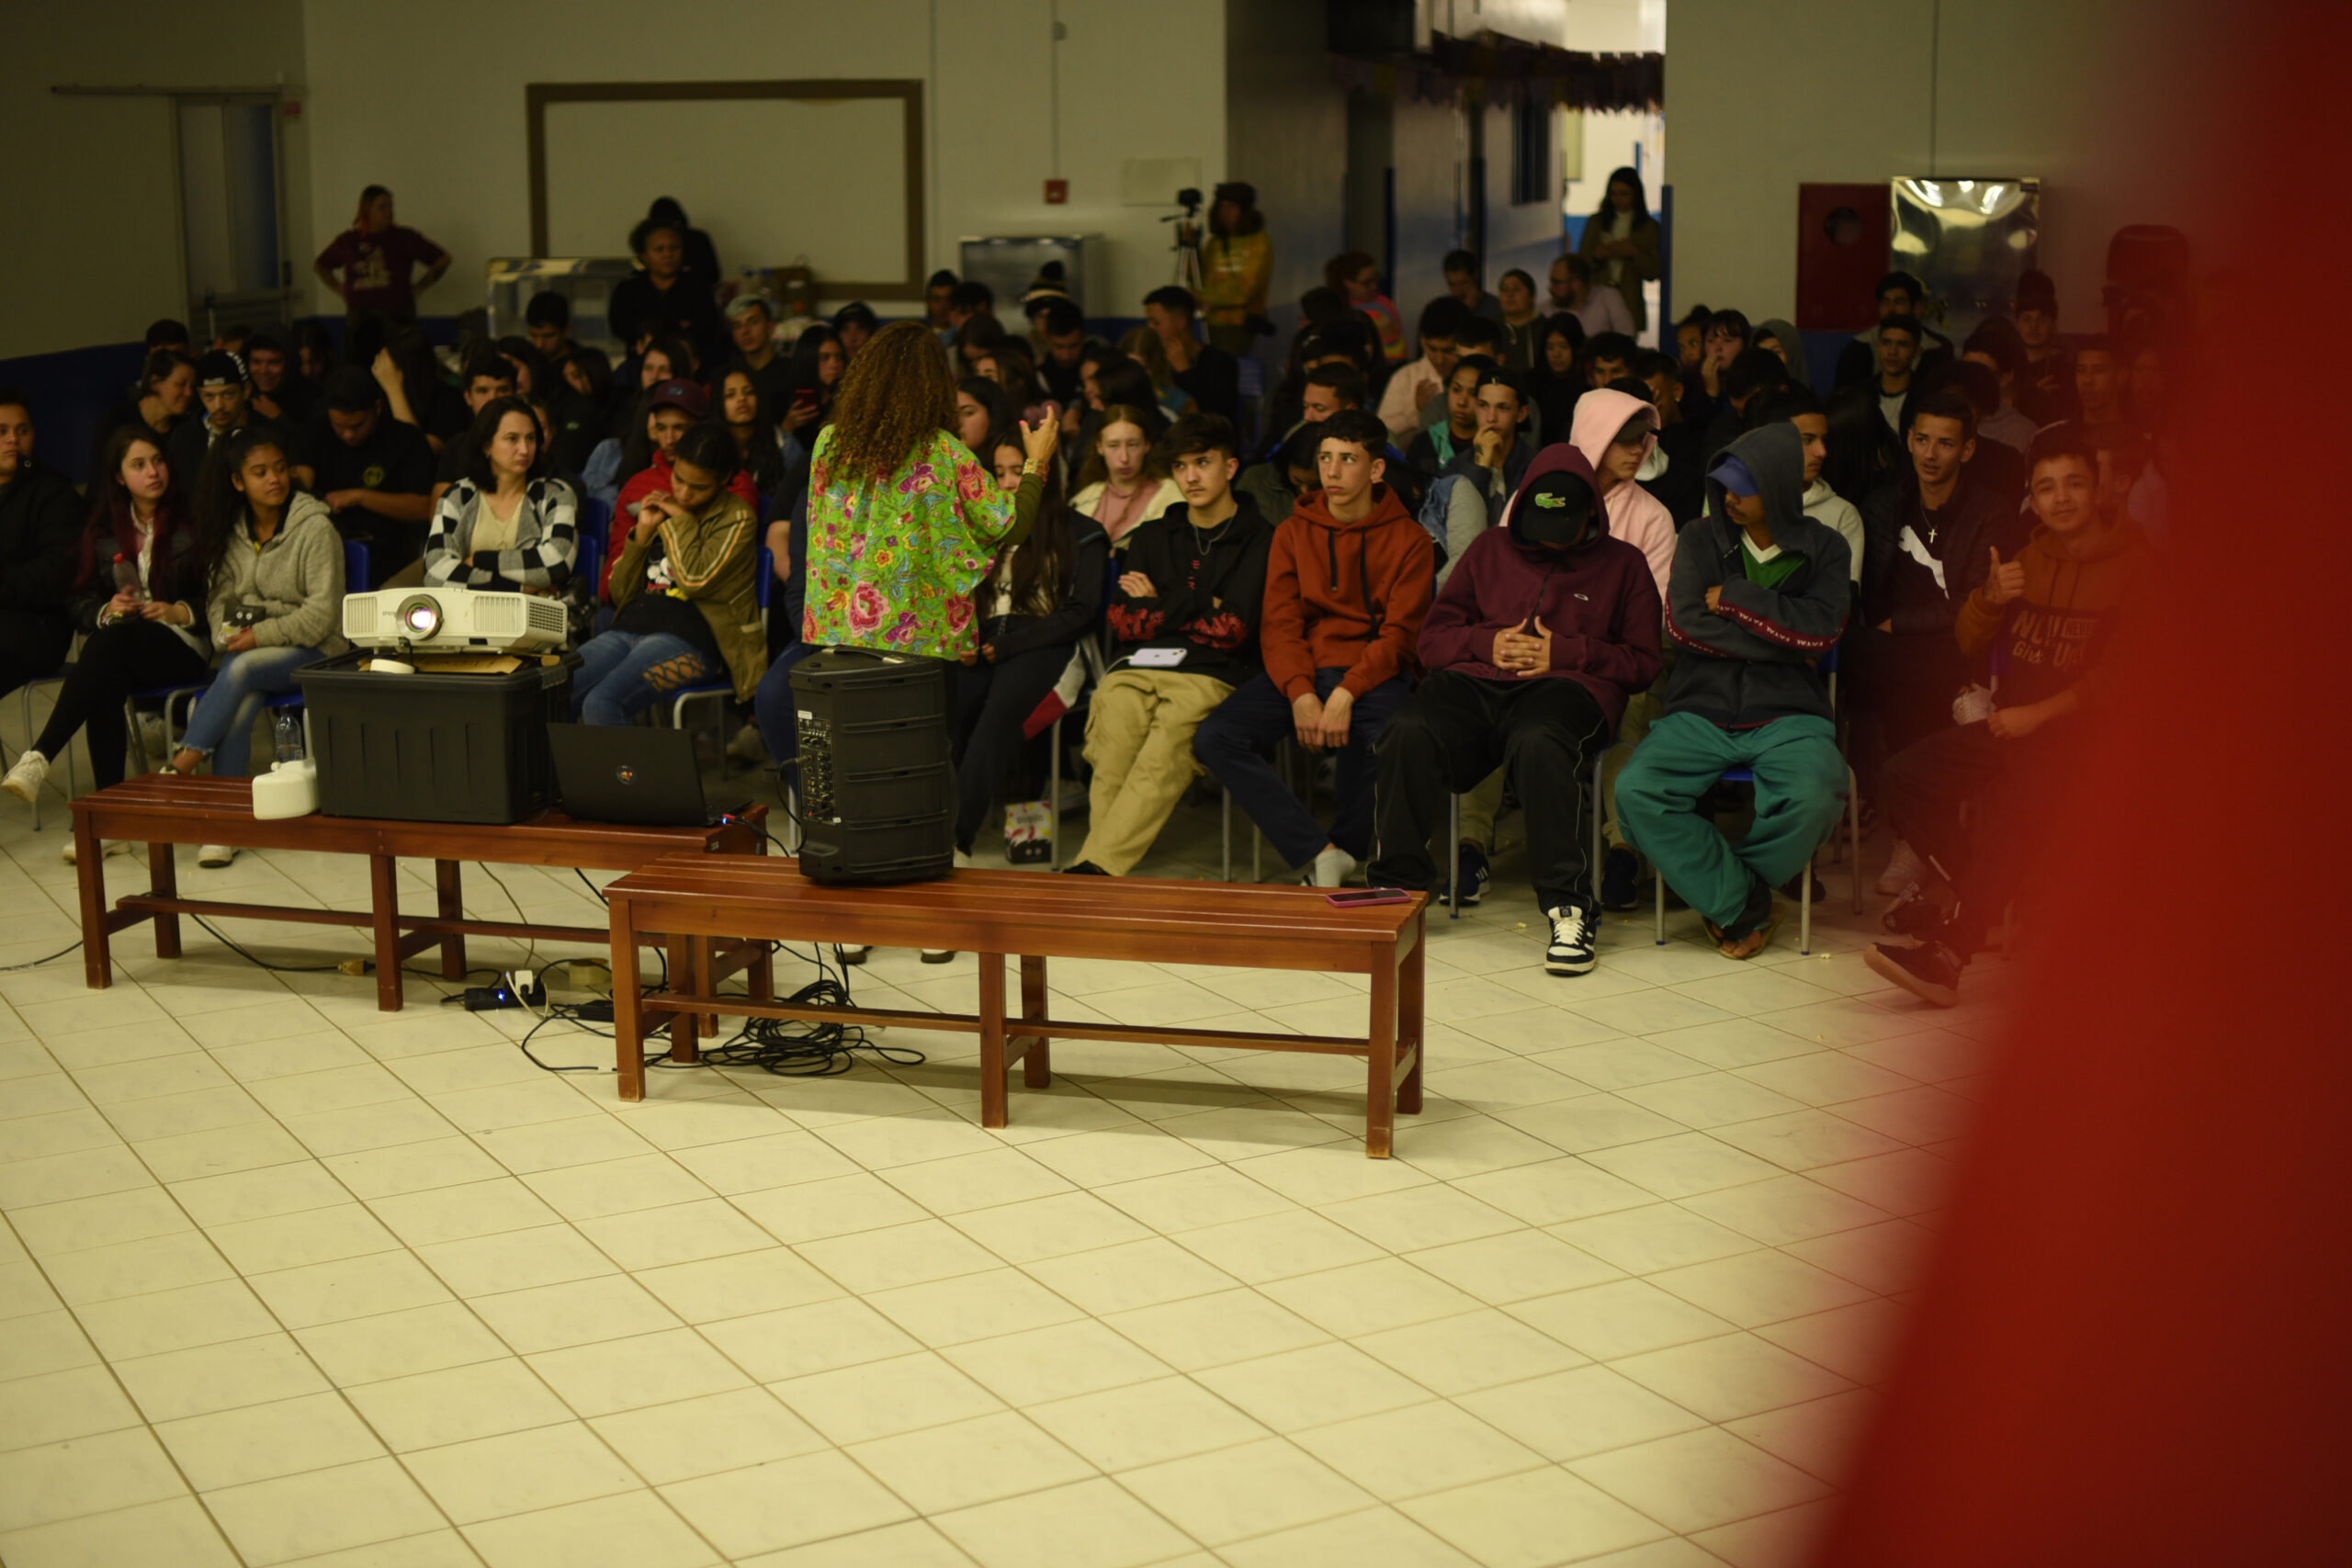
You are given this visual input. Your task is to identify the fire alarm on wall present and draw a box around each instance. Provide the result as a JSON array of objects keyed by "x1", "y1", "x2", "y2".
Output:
[{"x1": 1044, "y1": 179, "x2": 1068, "y2": 205}]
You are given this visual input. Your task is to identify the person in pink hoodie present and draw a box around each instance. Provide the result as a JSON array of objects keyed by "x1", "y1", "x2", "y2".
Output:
[{"x1": 1568, "y1": 385, "x2": 1679, "y2": 907}]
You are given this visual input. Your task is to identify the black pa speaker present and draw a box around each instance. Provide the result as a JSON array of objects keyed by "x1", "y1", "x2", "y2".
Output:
[{"x1": 791, "y1": 648, "x2": 955, "y2": 886}]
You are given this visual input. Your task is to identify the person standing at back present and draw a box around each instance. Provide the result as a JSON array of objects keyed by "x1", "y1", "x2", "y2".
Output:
[
  {"x1": 1574, "y1": 166, "x2": 1661, "y2": 333},
  {"x1": 313, "y1": 186, "x2": 449, "y2": 325},
  {"x1": 1200, "y1": 184, "x2": 1272, "y2": 358}
]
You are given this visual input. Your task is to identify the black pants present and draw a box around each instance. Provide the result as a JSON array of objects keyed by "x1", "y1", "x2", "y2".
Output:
[
  {"x1": 948, "y1": 643, "x2": 1074, "y2": 852},
  {"x1": 32, "y1": 619, "x2": 212, "y2": 790},
  {"x1": 1370, "y1": 670, "x2": 1612, "y2": 913},
  {"x1": 1882, "y1": 718, "x2": 2068, "y2": 956},
  {"x1": 1844, "y1": 625, "x2": 1967, "y2": 800},
  {"x1": 0, "y1": 612, "x2": 72, "y2": 701}
]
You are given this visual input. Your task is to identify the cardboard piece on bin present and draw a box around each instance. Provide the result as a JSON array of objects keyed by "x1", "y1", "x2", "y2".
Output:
[{"x1": 360, "y1": 653, "x2": 526, "y2": 675}]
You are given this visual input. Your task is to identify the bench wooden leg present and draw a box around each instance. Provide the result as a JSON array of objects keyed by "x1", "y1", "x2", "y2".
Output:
[
  {"x1": 750, "y1": 939, "x2": 775, "y2": 1008},
  {"x1": 1019, "y1": 954, "x2": 1051, "y2": 1089},
  {"x1": 1397, "y1": 912, "x2": 1425, "y2": 1117},
  {"x1": 1365, "y1": 939, "x2": 1398, "y2": 1158},
  {"x1": 368, "y1": 854, "x2": 402, "y2": 1010},
  {"x1": 435, "y1": 860, "x2": 468, "y2": 980},
  {"x1": 978, "y1": 952, "x2": 1008, "y2": 1129},
  {"x1": 668, "y1": 936, "x2": 700, "y2": 1065},
  {"x1": 77, "y1": 818, "x2": 112, "y2": 990},
  {"x1": 148, "y1": 842, "x2": 181, "y2": 960},
  {"x1": 613, "y1": 904, "x2": 645, "y2": 1100}
]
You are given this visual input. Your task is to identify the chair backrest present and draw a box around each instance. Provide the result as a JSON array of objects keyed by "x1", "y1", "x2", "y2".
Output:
[
  {"x1": 571, "y1": 529, "x2": 602, "y2": 601},
  {"x1": 578, "y1": 496, "x2": 613, "y2": 543},
  {"x1": 343, "y1": 539, "x2": 370, "y2": 593},
  {"x1": 755, "y1": 546, "x2": 773, "y2": 612}
]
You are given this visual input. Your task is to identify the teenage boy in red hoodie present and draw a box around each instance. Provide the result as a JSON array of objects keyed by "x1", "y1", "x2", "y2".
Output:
[
  {"x1": 1867, "y1": 425, "x2": 2148, "y2": 1005},
  {"x1": 1194, "y1": 409, "x2": 1434, "y2": 886},
  {"x1": 1371, "y1": 448, "x2": 1662, "y2": 975}
]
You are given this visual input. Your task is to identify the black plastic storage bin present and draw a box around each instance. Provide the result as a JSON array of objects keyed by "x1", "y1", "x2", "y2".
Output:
[{"x1": 294, "y1": 650, "x2": 579, "y2": 823}]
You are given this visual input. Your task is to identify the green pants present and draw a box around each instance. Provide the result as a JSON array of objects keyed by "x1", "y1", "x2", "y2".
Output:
[{"x1": 1616, "y1": 712, "x2": 1847, "y2": 927}]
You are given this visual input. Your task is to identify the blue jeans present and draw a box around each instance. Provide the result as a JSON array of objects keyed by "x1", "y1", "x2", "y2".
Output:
[
  {"x1": 752, "y1": 641, "x2": 816, "y2": 766},
  {"x1": 1193, "y1": 667, "x2": 1413, "y2": 869},
  {"x1": 178, "y1": 645, "x2": 326, "y2": 776},
  {"x1": 571, "y1": 630, "x2": 712, "y2": 726}
]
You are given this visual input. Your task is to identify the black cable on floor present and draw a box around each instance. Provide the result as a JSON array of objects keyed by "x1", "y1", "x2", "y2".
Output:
[{"x1": 0, "y1": 939, "x2": 84, "y2": 972}]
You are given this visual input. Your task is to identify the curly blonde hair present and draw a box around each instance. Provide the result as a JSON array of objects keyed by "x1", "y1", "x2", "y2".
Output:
[{"x1": 824, "y1": 320, "x2": 958, "y2": 482}]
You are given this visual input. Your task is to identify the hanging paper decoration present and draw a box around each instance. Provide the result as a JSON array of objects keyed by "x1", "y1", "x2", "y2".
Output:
[{"x1": 1329, "y1": 30, "x2": 1663, "y2": 114}]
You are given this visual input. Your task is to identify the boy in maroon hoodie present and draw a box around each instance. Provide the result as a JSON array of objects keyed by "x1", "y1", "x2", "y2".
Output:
[
  {"x1": 1194, "y1": 410, "x2": 1435, "y2": 885},
  {"x1": 1371, "y1": 449, "x2": 1662, "y2": 974}
]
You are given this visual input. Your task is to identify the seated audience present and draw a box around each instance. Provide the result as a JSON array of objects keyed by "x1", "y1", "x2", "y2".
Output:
[
  {"x1": 373, "y1": 323, "x2": 469, "y2": 451},
  {"x1": 1072, "y1": 403, "x2": 1182, "y2": 548},
  {"x1": 1193, "y1": 410, "x2": 1433, "y2": 886},
  {"x1": 645, "y1": 197, "x2": 721, "y2": 295},
  {"x1": 779, "y1": 323, "x2": 845, "y2": 457},
  {"x1": 1754, "y1": 386, "x2": 1865, "y2": 581},
  {"x1": 833, "y1": 301, "x2": 878, "y2": 360},
  {"x1": 956, "y1": 378, "x2": 1014, "y2": 457},
  {"x1": 1702, "y1": 347, "x2": 1792, "y2": 466},
  {"x1": 244, "y1": 333, "x2": 321, "y2": 428},
  {"x1": 1675, "y1": 306, "x2": 1712, "y2": 372},
  {"x1": 607, "y1": 333, "x2": 695, "y2": 439},
  {"x1": 292, "y1": 321, "x2": 335, "y2": 383},
  {"x1": 165, "y1": 352, "x2": 259, "y2": 484},
  {"x1": 1329, "y1": 251, "x2": 1405, "y2": 365},
  {"x1": 1370, "y1": 447, "x2": 1661, "y2": 975},
  {"x1": 1617, "y1": 423, "x2": 1852, "y2": 958},
  {"x1": 1143, "y1": 287, "x2": 1239, "y2": 426},
  {"x1": 1962, "y1": 321, "x2": 2041, "y2": 452},
  {"x1": 429, "y1": 349, "x2": 518, "y2": 503},
  {"x1": 1868, "y1": 426, "x2": 2148, "y2": 1005},
  {"x1": 1632, "y1": 349, "x2": 1706, "y2": 525},
  {"x1": 1833, "y1": 270, "x2": 1952, "y2": 390},
  {"x1": 725, "y1": 294, "x2": 791, "y2": 415},
  {"x1": 525, "y1": 289, "x2": 574, "y2": 363},
  {"x1": 1528, "y1": 315, "x2": 1589, "y2": 449},
  {"x1": 1681, "y1": 310, "x2": 1747, "y2": 430},
  {"x1": 2071, "y1": 336, "x2": 2129, "y2": 427},
  {"x1": 1752, "y1": 317, "x2": 1811, "y2": 388},
  {"x1": 1235, "y1": 419, "x2": 1324, "y2": 535},
  {"x1": 573, "y1": 423, "x2": 758, "y2": 725},
  {"x1": 1495, "y1": 270, "x2": 1542, "y2": 370},
  {"x1": 1377, "y1": 297, "x2": 1468, "y2": 440},
  {"x1": 718, "y1": 367, "x2": 786, "y2": 502},
  {"x1": 1406, "y1": 353, "x2": 1490, "y2": 482},
  {"x1": 0, "y1": 391, "x2": 81, "y2": 703},
  {"x1": 604, "y1": 381, "x2": 760, "y2": 598},
  {"x1": 1855, "y1": 389, "x2": 2023, "y2": 894},
  {"x1": 145, "y1": 319, "x2": 194, "y2": 355},
  {"x1": 1443, "y1": 364, "x2": 1535, "y2": 510},
  {"x1": 1118, "y1": 326, "x2": 1193, "y2": 423},
  {"x1": 1035, "y1": 298, "x2": 1090, "y2": 407},
  {"x1": 312, "y1": 185, "x2": 448, "y2": 322},
  {"x1": 294, "y1": 367, "x2": 435, "y2": 584},
  {"x1": 607, "y1": 214, "x2": 722, "y2": 367},
  {"x1": 424, "y1": 396, "x2": 578, "y2": 594},
  {"x1": 950, "y1": 434, "x2": 1108, "y2": 860},
  {"x1": 4, "y1": 430, "x2": 213, "y2": 836},
  {"x1": 1069, "y1": 413, "x2": 1272, "y2": 876},
  {"x1": 1443, "y1": 249, "x2": 1504, "y2": 324},
  {"x1": 2010, "y1": 269, "x2": 2076, "y2": 425},
  {"x1": 1867, "y1": 313, "x2": 1926, "y2": 438},
  {"x1": 164, "y1": 429, "x2": 346, "y2": 864},
  {"x1": 1551, "y1": 254, "x2": 1635, "y2": 339},
  {"x1": 89, "y1": 349, "x2": 195, "y2": 482},
  {"x1": 925, "y1": 268, "x2": 960, "y2": 336}
]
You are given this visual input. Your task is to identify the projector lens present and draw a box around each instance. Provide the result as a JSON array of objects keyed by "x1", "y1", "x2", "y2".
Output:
[{"x1": 395, "y1": 595, "x2": 441, "y2": 638}]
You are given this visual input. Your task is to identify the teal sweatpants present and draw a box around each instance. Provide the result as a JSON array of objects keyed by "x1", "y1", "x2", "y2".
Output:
[{"x1": 1616, "y1": 712, "x2": 1848, "y2": 926}]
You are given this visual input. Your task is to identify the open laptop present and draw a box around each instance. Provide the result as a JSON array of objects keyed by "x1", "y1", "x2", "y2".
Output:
[{"x1": 547, "y1": 723, "x2": 718, "y2": 828}]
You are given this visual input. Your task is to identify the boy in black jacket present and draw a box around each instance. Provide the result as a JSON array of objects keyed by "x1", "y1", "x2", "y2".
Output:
[
  {"x1": 1069, "y1": 414, "x2": 1273, "y2": 875},
  {"x1": 1618, "y1": 423, "x2": 1852, "y2": 958}
]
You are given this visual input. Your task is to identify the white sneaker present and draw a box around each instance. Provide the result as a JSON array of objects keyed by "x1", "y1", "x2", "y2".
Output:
[
  {"x1": 62, "y1": 837, "x2": 131, "y2": 865},
  {"x1": 198, "y1": 844, "x2": 238, "y2": 868},
  {"x1": 3, "y1": 750, "x2": 47, "y2": 805},
  {"x1": 1309, "y1": 845, "x2": 1358, "y2": 888},
  {"x1": 138, "y1": 715, "x2": 169, "y2": 766},
  {"x1": 921, "y1": 949, "x2": 956, "y2": 964},
  {"x1": 1875, "y1": 839, "x2": 1924, "y2": 897},
  {"x1": 834, "y1": 945, "x2": 869, "y2": 966},
  {"x1": 1544, "y1": 905, "x2": 1599, "y2": 976},
  {"x1": 952, "y1": 850, "x2": 973, "y2": 869}
]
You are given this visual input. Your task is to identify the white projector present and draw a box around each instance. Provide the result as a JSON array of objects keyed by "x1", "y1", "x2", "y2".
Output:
[{"x1": 343, "y1": 587, "x2": 568, "y2": 654}]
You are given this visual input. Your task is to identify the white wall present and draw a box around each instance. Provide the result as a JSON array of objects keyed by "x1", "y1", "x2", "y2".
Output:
[
  {"x1": 1667, "y1": 0, "x2": 2202, "y2": 328},
  {"x1": 297, "y1": 0, "x2": 1224, "y2": 323},
  {"x1": 0, "y1": 0, "x2": 310, "y2": 359},
  {"x1": 1225, "y1": 0, "x2": 1348, "y2": 317}
]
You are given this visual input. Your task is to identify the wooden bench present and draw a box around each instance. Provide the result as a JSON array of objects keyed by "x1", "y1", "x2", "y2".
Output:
[
  {"x1": 70, "y1": 775, "x2": 764, "y2": 1013},
  {"x1": 601, "y1": 854, "x2": 1428, "y2": 1156}
]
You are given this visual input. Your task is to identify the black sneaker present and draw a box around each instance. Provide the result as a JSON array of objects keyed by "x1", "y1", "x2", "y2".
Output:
[
  {"x1": 1780, "y1": 870, "x2": 1828, "y2": 903},
  {"x1": 1717, "y1": 869, "x2": 1775, "y2": 942},
  {"x1": 1881, "y1": 886, "x2": 1943, "y2": 939},
  {"x1": 1442, "y1": 844, "x2": 1491, "y2": 907},
  {"x1": 1600, "y1": 847, "x2": 1640, "y2": 911},
  {"x1": 1062, "y1": 861, "x2": 1111, "y2": 875},
  {"x1": 1544, "y1": 904, "x2": 1598, "y2": 976},
  {"x1": 1865, "y1": 940, "x2": 1963, "y2": 1007}
]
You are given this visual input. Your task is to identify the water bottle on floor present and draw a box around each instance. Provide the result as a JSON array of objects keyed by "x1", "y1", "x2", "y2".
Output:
[{"x1": 273, "y1": 712, "x2": 305, "y2": 765}]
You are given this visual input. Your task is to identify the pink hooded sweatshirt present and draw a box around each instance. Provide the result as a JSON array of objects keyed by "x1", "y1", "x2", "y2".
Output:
[{"x1": 1565, "y1": 387, "x2": 1677, "y2": 602}]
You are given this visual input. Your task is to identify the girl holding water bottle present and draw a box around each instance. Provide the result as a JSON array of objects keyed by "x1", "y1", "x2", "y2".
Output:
[
  {"x1": 3, "y1": 429, "x2": 210, "y2": 858},
  {"x1": 165, "y1": 426, "x2": 347, "y2": 866}
]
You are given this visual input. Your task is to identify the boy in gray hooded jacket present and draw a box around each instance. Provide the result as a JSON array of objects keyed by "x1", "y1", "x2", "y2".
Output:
[{"x1": 1617, "y1": 422, "x2": 1851, "y2": 957}]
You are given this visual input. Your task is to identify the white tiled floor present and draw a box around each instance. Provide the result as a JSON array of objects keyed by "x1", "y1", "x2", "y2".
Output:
[{"x1": 0, "y1": 767, "x2": 2004, "y2": 1567}]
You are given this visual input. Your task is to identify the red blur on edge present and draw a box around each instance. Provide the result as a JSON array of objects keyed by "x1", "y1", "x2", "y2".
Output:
[{"x1": 1808, "y1": 3, "x2": 2351, "y2": 1563}]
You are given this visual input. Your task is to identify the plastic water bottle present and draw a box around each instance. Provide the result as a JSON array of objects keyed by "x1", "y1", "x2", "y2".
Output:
[
  {"x1": 273, "y1": 712, "x2": 305, "y2": 766},
  {"x1": 111, "y1": 552, "x2": 144, "y2": 601}
]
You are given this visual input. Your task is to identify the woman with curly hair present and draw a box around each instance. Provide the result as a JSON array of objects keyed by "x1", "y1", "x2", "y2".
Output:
[{"x1": 751, "y1": 321, "x2": 1058, "y2": 772}]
